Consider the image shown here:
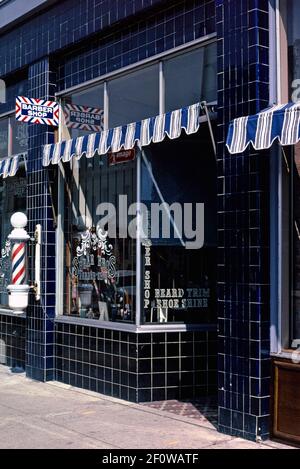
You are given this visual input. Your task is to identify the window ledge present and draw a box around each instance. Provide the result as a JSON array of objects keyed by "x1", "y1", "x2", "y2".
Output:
[
  {"x1": 271, "y1": 350, "x2": 298, "y2": 360},
  {"x1": 0, "y1": 307, "x2": 26, "y2": 318},
  {"x1": 55, "y1": 315, "x2": 217, "y2": 333}
]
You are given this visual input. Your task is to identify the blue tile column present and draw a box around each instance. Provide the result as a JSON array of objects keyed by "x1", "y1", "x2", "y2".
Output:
[
  {"x1": 26, "y1": 59, "x2": 56, "y2": 381},
  {"x1": 216, "y1": 0, "x2": 271, "y2": 441}
]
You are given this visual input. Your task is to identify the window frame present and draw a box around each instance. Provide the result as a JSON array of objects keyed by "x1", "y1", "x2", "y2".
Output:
[{"x1": 55, "y1": 35, "x2": 218, "y2": 332}]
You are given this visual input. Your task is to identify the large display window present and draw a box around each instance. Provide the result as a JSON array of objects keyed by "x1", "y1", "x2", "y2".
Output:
[
  {"x1": 140, "y1": 132, "x2": 216, "y2": 325},
  {"x1": 58, "y1": 41, "x2": 217, "y2": 328},
  {"x1": 61, "y1": 126, "x2": 216, "y2": 326}
]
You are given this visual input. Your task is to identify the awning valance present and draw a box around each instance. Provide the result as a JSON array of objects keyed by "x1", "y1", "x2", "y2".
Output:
[
  {"x1": 226, "y1": 103, "x2": 300, "y2": 154},
  {"x1": 43, "y1": 103, "x2": 202, "y2": 166},
  {"x1": 0, "y1": 153, "x2": 27, "y2": 178}
]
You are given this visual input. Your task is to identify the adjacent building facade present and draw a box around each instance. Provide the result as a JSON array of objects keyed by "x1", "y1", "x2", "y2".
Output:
[{"x1": 0, "y1": 0, "x2": 299, "y2": 445}]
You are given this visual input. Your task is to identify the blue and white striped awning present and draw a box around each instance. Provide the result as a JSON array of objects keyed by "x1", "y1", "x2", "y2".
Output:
[
  {"x1": 43, "y1": 103, "x2": 202, "y2": 166},
  {"x1": 226, "y1": 102, "x2": 300, "y2": 154},
  {"x1": 0, "y1": 153, "x2": 27, "y2": 178}
]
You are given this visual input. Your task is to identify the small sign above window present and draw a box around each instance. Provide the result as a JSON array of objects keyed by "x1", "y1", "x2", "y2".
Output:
[{"x1": 108, "y1": 149, "x2": 136, "y2": 166}]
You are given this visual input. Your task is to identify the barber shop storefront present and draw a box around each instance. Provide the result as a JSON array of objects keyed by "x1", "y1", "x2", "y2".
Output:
[
  {"x1": 0, "y1": 0, "x2": 221, "y2": 409},
  {"x1": 4, "y1": 0, "x2": 300, "y2": 445},
  {"x1": 44, "y1": 39, "x2": 219, "y2": 402}
]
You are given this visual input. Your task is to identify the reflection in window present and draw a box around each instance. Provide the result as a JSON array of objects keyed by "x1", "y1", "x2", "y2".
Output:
[
  {"x1": 0, "y1": 169, "x2": 27, "y2": 306},
  {"x1": 0, "y1": 118, "x2": 8, "y2": 159},
  {"x1": 64, "y1": 83, "x2": 104, "y2": 140},
  {"x1": 108, "y1": 64, "x2": 159, "y2": 128},
  {"x1": 64, "y1": 153, "x2": 137, "y2": 323},
  {"x1": 164, "y1": 43, "x2": 217, "y2": 113},
  {"x1": 141, "y1": 130, "x2": 217, "y2": 324}
]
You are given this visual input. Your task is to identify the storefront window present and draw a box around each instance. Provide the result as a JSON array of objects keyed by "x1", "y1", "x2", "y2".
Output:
[
  {"x1": 164, "y1": 43, "x2": 217, "y2": 113},
  {"x1": 140, "y1": 130, "x2": 217, "y2": 324},
  {"x1": 291, "y1": 150, "x2": 300, "y2": 341},
  {"x1": 60, "y1": 43, "x2": 218, "y2": 326},
  {"x1": 0, "y1": 169, "x2": 27, "y2": 306},
  {"x1": 63, "y1": 153, "x2": 137, "y2": 323},
  {"x1": 62, "y1": 129, "x2": 217, "y2": 325},
  {"x1": 286, "y1": 0, "x2": 300, "y2": 100},
  {"x1": 108, "y1": 64, "x2": 159, "y2": 128},
  {"x1": 0, "y1": 115, "x2": 28, "y2": 158}
]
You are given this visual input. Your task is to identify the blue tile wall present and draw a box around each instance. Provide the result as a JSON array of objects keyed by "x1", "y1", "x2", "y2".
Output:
[
  {"x1": 0, "y1": 0, "x2": 215, "y2": 79},
  {"x1": 55, "y1": 324, "x2": 217, "y2": 402},
  {"x1": 0, "y1": 0, "x2": 165, "y2": 76},
  {"x1": 26, "y1": 58, "x2": 56, "y2": 381},
  {"x1": 0, "y1": 314, "x2": 26, "y2": 370},
  {"x1": 0, "y1": 0, "x2": 216, "y2": 388},
  {"x1": 57, "y1": 0, "x2": 215, "y2": 90},
  {"x1": 216, "y1": 0, "x2": 271, "y2": 442},
  {"x1": 0, "y1": 73, "x2": 28, "y2": 115}
]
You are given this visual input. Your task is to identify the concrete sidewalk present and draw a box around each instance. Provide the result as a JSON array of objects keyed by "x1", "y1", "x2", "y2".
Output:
[{"x1": 0, "y1": 365, "x2": 292, "y2": 449}]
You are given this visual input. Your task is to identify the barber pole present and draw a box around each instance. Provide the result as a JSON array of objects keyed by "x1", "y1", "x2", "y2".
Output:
[
  {"x1": 11, "y1": 242, "x2": 26, "y2": 285},
  {"x1": 7, "y1": 213, "x2": 31, "y2": 315}
]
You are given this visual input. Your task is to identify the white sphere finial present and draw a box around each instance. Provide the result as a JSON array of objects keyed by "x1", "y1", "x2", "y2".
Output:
[{"x1": 10, "y1": 212, "x2": 28, "y2": 229}]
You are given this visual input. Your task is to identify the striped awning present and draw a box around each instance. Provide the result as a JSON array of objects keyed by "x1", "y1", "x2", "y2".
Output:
[
  {"x1": 0, "y1": 153, "x2": 27, "y2": 178},
  {"x1": 226, "y1": 102, "x2": 300, "y2": 154},
  {"x1": 43, "y1": 103, "x2": 202, "y2": 166}
]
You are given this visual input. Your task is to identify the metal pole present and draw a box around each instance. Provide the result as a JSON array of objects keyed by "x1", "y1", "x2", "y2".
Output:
[{"x1": 201, "y1": 101, "x2": 217, "y2": 161}]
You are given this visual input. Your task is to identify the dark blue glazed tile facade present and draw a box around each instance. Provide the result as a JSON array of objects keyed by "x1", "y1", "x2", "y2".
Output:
[
  {"x1": 0, "y1": 0, "x2": 166, "y2": 77},
  {"x1": 55, "y1": 323, "x2": 217, "y2": 402},
  {"x1": 26, "y1": 58, "x2": 56, "y2": 381},
  {"x1": 216, "y1": 0, "x2": 271, "y2": 441},
  {"x1": 0, "y1": 0, "x2": 274, "y2": 443},
  {"x1": 0, "y1": 314, "x2": 26, "y2": 369},
  {"x1": 57, "y1": 0, "x2": 215, "y2": 90}
]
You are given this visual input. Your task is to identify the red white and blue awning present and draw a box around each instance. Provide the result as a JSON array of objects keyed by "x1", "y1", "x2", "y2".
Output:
[
  {"x1": 0, "y1": 153, "x2": 27, "y2": 178},
  {"x1": 226, "y1": 102, "x2": 300, "y2": 154},
  {"x1": 43, "y1": 103, "x2": 202, "y2": 166}
]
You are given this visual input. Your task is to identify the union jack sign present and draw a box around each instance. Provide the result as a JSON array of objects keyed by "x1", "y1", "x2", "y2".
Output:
[
  {"x1": 64, "y1": 103, "x2": 104, "y2": 132},
  {"x1": 16, "y1": 96, "x2": 59, "y2": 126}
]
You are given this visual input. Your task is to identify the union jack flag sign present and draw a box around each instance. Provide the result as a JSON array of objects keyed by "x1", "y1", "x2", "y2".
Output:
[{"x1": 16, "y1": 96, "x2": 59, "y2": 127}]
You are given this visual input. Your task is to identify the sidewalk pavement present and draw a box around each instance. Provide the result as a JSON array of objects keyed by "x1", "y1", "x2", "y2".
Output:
[{"x1": 0, "y1": 365, "x2": 293, "y2": 449}]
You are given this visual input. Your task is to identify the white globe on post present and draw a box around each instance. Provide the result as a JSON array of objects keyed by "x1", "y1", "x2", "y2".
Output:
[{"x1": 9, "y1": 212, "x2": 30, "y2": 242}]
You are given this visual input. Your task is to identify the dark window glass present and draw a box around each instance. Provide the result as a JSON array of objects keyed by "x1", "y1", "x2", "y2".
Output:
[
  {"x1": 164, "y1": 43, "x2": 217, "y2": 113},
  {"x1": 108, "y1": 64, "x2": 159, "y2": 128},
  {"x1": 140, "y1": 129, "x2": 217, "y2": 324}
]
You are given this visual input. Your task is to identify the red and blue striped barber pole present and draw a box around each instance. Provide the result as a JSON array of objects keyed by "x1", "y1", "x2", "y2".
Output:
[{"x1": 11, "y1": 242, "x2": 26, "y2": 285}]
